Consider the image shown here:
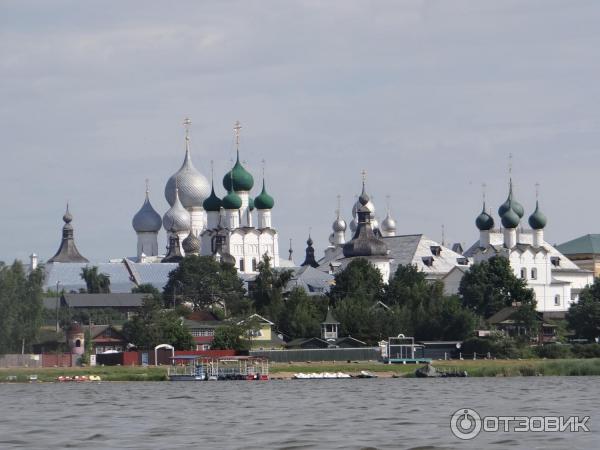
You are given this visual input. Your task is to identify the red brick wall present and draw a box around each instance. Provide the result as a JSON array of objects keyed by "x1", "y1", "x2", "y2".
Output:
[{"x1": 42, "y1": 353, "x2": 73, "y2": 367}]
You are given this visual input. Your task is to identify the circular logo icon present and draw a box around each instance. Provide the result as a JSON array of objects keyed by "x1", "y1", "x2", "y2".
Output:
[{"x1": 450, "y1": 408, "x2": 482, "y2": 440}]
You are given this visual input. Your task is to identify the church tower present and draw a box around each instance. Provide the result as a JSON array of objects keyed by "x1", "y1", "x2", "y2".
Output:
[
  {"x1": 132, "y1": 180, "x2": 162, "y2": 259},
  {"x1": 47, "y1": 205, "x2": 89, "y2": 263}
]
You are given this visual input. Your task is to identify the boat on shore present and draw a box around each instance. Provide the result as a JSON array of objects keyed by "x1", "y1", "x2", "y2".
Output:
[
  {"x1": 293, "y1": 372, "x2": 351, "y2": 379},
  {"x1": 168, "y1": 355, "x2": 269, "y2": 381}
]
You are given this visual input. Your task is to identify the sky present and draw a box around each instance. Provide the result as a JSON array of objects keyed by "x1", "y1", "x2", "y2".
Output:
[{"x1": 2, "y1": 0, "x2": 600, "y2": 264}]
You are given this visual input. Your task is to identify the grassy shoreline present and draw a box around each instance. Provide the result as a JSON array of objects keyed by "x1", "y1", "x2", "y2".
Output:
[{"x1": 2, "y1": 358, "x2": 600, "y2": 382}]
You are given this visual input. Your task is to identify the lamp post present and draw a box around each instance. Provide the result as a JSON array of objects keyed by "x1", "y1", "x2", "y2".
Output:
[{"x1": 55, "y1": 281, "x2": 61, "y2": 333}]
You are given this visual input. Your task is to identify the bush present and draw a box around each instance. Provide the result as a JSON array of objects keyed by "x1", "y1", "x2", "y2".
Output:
[
  {"x1": 535, "y1": 343, "x2": 572, "y2": 359},
  {"x1": 461, "y1": 335, "x2": 534, "y2": 359},
  {"x1": 571, "y1": 343, "x2": 600, "y2": 358}
]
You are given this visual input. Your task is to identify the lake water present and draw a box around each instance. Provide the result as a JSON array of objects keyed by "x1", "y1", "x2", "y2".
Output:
[{"x1": 0, "y1": 377, "x2": 597, "y2": 449}]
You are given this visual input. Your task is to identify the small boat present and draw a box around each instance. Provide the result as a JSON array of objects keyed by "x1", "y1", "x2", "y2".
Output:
[{"x1": 357, "y1": 370, "x2": 378, "y2": 378}]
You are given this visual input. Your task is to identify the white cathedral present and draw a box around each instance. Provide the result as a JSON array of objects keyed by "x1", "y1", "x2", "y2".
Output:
[{"x1": 131, "y1": 120, "x2": 280, "y2": 273}]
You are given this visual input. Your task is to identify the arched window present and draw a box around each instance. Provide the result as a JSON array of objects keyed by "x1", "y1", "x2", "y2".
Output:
[
  {"x1": 531, "y1": 268, "x2": 537, "y2": 280},
  {"x1": 252, "y1": 258, "x2": 257, "y2": 272},
  {"x1": 520, "y1": 268, "x2": 527, "y2": 279},
  {"x1": 554, "y1": 295, "x2": 561, "y2": 306},
  {"x1": 75, "y1": 339, "x2": 81, "y2": 348},
  {"x1": 239, "y1": 258, "x2": 245, "y2": 272}
]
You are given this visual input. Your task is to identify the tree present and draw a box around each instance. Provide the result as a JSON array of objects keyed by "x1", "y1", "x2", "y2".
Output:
[
  {"x1": 567, "y1": 279, "x2": 600, "y2": 341},
  {"x1": 458, "y1": 256, "x2": 536, "y2": 319},
  {"x1": 211, "y1": 322, "x2": 252, "y2": 351},
  {"x1": 251, "y1": 254, "x2": 293, "y2": 321},
  {"x1": 163, "y1": 255, "x2": 245, "y2": 312},
  {"x1": 385, "y1": 264, "x2": 429, "y2": 307},
  {"x1": 278, "y1": 288, "x2": 327, "y2": 339},
  {"x1": 122, "y1": 294, "x2": 194, "y2": 350},
  {"x1": 0, "y1": 261, "x2": 44, "y2": 354},
  {"x1": 132, "y1": 283, "x2": 161, "y2": 296},
  {"x1": 80, "y1": 266, "x2": 111, "y2": 293},
  {"x1": 328, "y1": 258, "x2": 385, "y2": 306}
]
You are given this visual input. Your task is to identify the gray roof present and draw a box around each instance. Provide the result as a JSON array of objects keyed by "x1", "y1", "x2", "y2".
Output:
[
  {"x1": 317, "y1": 234, "x2": 468, "y2": 280},
  {"x1": 43, "y1": 260, "x2": 179, "y2": 293},
  {"x1": 54, "y1": 293, "x2": 146, "y2": 308},
  {"x1": 287, "y1": 265, "x2": 334, "y2": 295}
]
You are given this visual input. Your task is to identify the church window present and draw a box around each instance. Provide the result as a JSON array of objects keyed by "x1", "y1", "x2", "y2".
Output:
[
  {"x1": 554, "y1": 295, "x2": 561, "y2": 306},
  {"x1": 252, "y1": 258, "x2": 257, "y2": 272},
  {"x1": 520, "y1": 268, "x2": 527, "y2": 279},
  {"x1": 531, "y1": 268, "x2": 537, "y2": 280},
  {"x1": 240, "y1": 258, "x2": 245, "y2": 272}
]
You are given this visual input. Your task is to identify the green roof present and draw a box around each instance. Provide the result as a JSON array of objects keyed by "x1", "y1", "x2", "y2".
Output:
[{"x1": 556, "y1": 234, "x2": 600, "y2": 255}]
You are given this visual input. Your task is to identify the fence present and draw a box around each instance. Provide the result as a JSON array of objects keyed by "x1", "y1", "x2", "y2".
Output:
[
  {"x1": 250, "y1": 347, "x2": 381, "y2": 363},
  {"x1": 0, "y1": 354, "x2": 42, "y2": 368}
]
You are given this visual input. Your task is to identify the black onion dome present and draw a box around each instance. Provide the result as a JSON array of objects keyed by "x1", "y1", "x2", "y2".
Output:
[
  {"x1": 528, "y1": 201, "x2": 547, "y2": 230},
  {"x1": 343, "y1": 204, "x2": 389, "y2": 258}
]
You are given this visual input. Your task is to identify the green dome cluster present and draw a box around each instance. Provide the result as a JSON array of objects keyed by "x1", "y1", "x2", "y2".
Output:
[
  {"x1": 501, "y1": 202, "x2": 520, "y2": 229},
  {"x1": 498, "y1": 181, "x2": 524, "y2": 218}
]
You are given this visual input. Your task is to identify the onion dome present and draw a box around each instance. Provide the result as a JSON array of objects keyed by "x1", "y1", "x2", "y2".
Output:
[
  {"x1": 475, "y1": 203, "x2": 494, "y2": 231},
  {"x1": 301, "y1": 235, "x2": 319, "y2": 268},
  {"x1": 371, "y1": 217, "x2": 380, "y2": 231},
  {"x1": 248, "y1": 197, "x2": 255, "y2": 211},
  {"x1": 343, "y1": 194, "x2": 389, "y2": 258},
  {"x1": 254, "y1": 179, "x2": 275, "y2": 210},
  {"x1": 133, "y1": 190, "x2": 162, "y2": 233},
  {"x1": 222, "y1": 150, "x2": 254, "y2": 192},
  {"x1": 498, "y1": 179, "x2": 524, "y2": 218},
  {"x1": 381, "y1": 213, "x2": 397, "y2": 233},
  {"x1": 165, "y1": 135, "x2": 210, "y2": 209},
  {"x1": 333, "y1": 216, "x2": 347, "y2": 233},
  {"x1": 501, "y1": 203, "x2": 520, "y2": 229},
  {"x1": 182, "y1": 230, "x2": 201, "y2": 254},
  {"x1": 202, "y1": 182, "x2": 222, "y2": 212},
  {"x1": 163, "y1": 189, "x2": 191, "y2": 232},
  {"x1": 222, "y1": 190, "x2": 242, "y2": 210},
  {"x1": 528, "y1": 201, "x2": 547, "y2": 230}
]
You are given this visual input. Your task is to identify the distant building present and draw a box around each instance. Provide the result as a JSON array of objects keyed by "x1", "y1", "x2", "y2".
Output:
[{"x1": 556, "y1": 234, "x2": 600, "y2": 277}]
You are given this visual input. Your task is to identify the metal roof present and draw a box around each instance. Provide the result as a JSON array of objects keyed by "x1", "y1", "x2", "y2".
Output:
[
  {"x1": 556, "y1": 234, "x2": 600, "y2": 256},
  {"x1": 61, "y1": 293, "x2": 146, "y2": 308}
]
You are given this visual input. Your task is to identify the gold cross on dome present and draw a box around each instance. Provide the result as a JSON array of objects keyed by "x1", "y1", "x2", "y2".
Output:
[{"x1": 361, "y1": 169, "x2": 367, "y2": 183}]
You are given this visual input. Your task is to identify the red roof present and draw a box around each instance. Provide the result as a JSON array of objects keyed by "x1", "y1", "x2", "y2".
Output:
[{"x1": 193, "y1": 336, "x2": 214, "y2": 344}]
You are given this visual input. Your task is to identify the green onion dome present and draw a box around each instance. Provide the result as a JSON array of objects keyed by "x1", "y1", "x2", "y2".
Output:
[
  {"x1": 222, "y1": 190, "x2": 242, "y2": 210},
  {"x1": 498, "y1": 180, "x2": 524, "y2": 218},
  {"x1": 254, "y1": 180, "x2": 275, "y2": 210},
  {"x1": 248, "y1": 197, "x2": 255, "y2": 211},
  {"x1": 222, "y1": 150, "x2": 254, "y2": 192},
  {"x1": 528, "y1": 201, "x2": 547, "y2": 230},
  {"x1": 501, "y1": 203, "x2": 520, "y2": 229},
  {"x1": 475, "y1": 203, "x2": 494, "y2": 231},
  {"x1": 202, "y1": 183, "x2": 222, "y2": 212}
]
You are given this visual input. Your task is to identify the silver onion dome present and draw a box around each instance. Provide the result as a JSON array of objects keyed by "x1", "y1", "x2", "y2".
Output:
[
  {"x1": 333, "y1": 216, "x2": 347, "y2": 233},
  {"x1": 381, "y1": 213, "x2": 396, "y2": 233},
  {"x1": 132, "y1": 191, "x2": 162, "y2": 233},
  {"x1": 165, "y1": 136, "x2": 210, "y2": 209},
  {"x1": 163, "y1": 189, "x2": 191, "y2": 233},
  {"x1": 182, "y1": 230, "x2": 201, "y2": 254}
]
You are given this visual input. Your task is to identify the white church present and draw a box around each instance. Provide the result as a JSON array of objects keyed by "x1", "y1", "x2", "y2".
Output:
[
  {"x1": 443, "y1": 180, "x2": 593, "y2": 313},
  {"x1": 131, "y1": 120, "x2": 280, "y2": 273}
]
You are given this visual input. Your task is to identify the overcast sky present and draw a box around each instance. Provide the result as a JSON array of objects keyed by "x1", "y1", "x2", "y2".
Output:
[{"x1": 2, "y1": 0, "x2": 600, "y2": 264}]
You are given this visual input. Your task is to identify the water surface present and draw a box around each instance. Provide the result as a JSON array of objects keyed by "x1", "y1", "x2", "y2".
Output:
[{"x1": 0, "y1": 377, "x2": 597, "y2": 449}]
